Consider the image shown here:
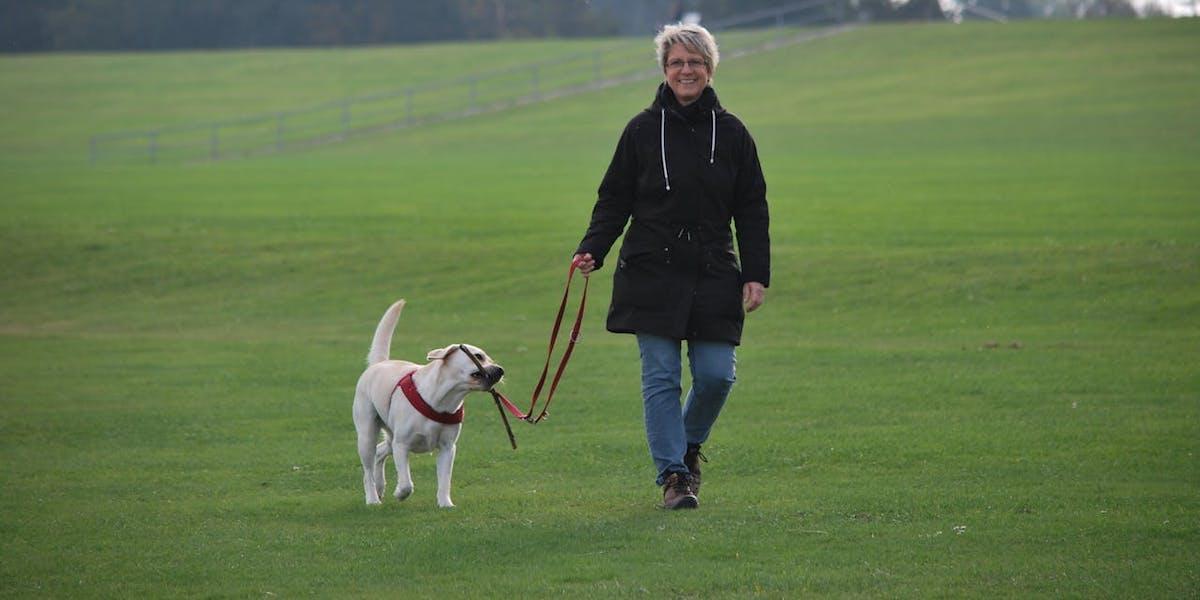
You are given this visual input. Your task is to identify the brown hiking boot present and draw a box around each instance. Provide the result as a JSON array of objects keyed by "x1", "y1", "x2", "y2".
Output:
[
  {"x1": 661, "y1": 472, "x2": 698, "y2": 510},
  {"x1": 684, "y1": 445, "x2": 707, "y2": 497}
]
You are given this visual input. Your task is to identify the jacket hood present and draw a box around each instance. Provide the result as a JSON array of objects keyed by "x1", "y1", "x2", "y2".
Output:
[{"x1": 650, "y1": 82, "x2": 726, "y2": 122}]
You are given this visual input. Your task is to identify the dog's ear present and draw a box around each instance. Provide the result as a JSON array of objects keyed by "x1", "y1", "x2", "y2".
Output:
[{"x1": 426, "y1": 345, "x2": 459, "y2": 361}]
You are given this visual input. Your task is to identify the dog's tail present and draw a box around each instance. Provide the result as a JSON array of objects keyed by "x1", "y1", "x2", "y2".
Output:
[{"x1": 367, "y1": 299, "x2": 406, "y2": 366}]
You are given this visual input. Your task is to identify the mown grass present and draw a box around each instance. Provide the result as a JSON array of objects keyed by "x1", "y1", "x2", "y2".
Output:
[{"x1": 1, "y1": 19, "x2": 1198, "y2": 598}]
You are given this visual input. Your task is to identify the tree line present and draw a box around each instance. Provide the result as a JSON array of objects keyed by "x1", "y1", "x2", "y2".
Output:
[
  {"x1": 2, "y1": 1, "x2": 607, "y2": 52},
  {"x1": 2, "y1": 0, "x2": 948, "y2": 53},
  {"x1": 0, "y1": 0, "x2": 1155, "y2": 53}
]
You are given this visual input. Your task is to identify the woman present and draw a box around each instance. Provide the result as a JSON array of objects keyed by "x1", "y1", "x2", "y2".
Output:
[{"x1": 573, "y1": 23, "x2": 770, "y2": 510}]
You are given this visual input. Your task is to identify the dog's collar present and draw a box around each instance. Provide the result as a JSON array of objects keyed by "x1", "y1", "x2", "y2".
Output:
[{"x1": 397, "y1": 372, "x2": 464, "y2": 425}]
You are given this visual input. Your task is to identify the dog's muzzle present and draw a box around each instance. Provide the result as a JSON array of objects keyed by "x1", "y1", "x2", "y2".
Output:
[
  {"x1": 457, "y1": 345, "x2": 504, "y2": 391},
  {"x1": 476, "y1": 365, "x2": 505, "y2": 390}
]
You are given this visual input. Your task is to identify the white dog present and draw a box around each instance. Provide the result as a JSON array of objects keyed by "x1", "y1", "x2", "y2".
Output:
[{"x1": 352, "y1": 300, "x2": 504, "y2": 507}]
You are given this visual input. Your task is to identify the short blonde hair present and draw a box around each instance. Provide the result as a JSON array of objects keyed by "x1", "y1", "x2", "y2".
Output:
[{"x1": 654, "y1": 23, "x2": 719, "y2": 73}]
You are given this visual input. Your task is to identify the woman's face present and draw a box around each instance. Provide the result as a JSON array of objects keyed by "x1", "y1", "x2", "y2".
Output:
[{"x1": 663, "y1": 44, "x2": 711, "y2": 106}]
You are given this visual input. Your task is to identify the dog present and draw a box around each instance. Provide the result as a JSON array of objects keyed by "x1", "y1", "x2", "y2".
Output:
[{"x1": 352, "y1": 299, "x2": 504, "y2": 507}]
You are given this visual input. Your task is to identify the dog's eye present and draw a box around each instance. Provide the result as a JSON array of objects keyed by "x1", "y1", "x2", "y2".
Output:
[{"x1": 473, "y1": 353, "x2": 484, "y2": 361}]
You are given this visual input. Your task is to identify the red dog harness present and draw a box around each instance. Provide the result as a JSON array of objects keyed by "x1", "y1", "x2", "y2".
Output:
[{"x1": 396, "y1": 372, "x2": 464, "y2": 425}]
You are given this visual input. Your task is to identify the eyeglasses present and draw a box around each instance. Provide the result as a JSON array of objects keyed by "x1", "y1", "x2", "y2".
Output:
[{"x1": 665, "y1": 58, "x2": 707, "y2": 71}]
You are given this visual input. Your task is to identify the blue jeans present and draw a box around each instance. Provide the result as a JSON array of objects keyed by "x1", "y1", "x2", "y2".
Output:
[{"x1": 637, "y1": 333, "x2": 737, "y2": 485}]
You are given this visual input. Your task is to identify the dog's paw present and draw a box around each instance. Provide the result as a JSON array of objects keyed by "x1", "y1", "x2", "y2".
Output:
[
  {"x1": 394, "y1": 486, "x2": 414, "y2": 501},
  {"x1": 365, "y1": 497, "x2": 383, "y2": 506},
  {"x1": 437, "y1": 498, "x2": 455, "y2": 509}
]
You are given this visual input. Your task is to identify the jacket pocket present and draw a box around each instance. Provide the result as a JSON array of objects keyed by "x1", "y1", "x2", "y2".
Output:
[
  {"x1": 701, "y1": 250, "x2": 744, "y2": 318},
  {"x1": 707, "y1": 249, "x2": 741, "y2": 275},
  {"x1": 613, "y1": 248, "x2": 671, "y2": 309}
]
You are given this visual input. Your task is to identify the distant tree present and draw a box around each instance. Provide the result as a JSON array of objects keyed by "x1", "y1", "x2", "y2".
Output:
[
  {"x1": 1025, "y1": 0, "x2": 1142, "y2": 16},
  {"x1": 849, "y1": 0, "x2": 947, "y2": 20},
  {"x1": 1136, "y1": 0, "x2": 1173, "y2": 15},
  {"x1": 974, "y1": 0, "x2": 1037, "y2": 18},
  {"x1": 0, "y1": 0, "x2": 61, "y2": 52},
  {"x1": 373, "y1": 1, "x2": 466, "y2": 44},
  {"x1": 1084, "y1": 0, "x2": 1140, "y2": 16},
  {"x1": 454, "y1": 0, "x2": 498, "y2": 38},
  {"x1": 893, "y1": 0, "x2": 947, "y2": 18},
  {"x1": 699, "y1": 0, "x2": 801, "y2": 21},
  {"x1": 4, "y1": 0, "x2": 964, "y2": 53}
]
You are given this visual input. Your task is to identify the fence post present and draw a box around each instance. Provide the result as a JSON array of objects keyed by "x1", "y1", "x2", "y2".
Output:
[
  {"x1": 275, "y1": 113, "x2": 285, "y2": 151},
  {"x1": 148, "y1": 132, "x2": 158, "y2": 164},
  {"x1": 210, "y1": 124, "x2": 220, "y2": 160}
]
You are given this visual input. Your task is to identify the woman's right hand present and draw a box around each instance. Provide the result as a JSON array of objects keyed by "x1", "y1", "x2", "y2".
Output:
[{"x1": 573, "y1": 253, "x2": 596, "y2": 277}]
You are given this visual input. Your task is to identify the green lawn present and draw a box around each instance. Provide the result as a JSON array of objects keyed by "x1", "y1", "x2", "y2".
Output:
[{"x1": 1, "y1": 19, "x2": 1197, "y2": 597}]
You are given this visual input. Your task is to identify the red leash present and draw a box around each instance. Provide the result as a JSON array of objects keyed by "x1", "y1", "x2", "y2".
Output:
[{"x1": 494, "y1": 256, "x2": 589, "y2": 426}]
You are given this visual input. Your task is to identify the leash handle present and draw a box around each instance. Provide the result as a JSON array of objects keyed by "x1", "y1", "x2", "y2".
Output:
[
  {"x1": 487, "y1": 256, "x2": 589, "y2": 444},
  {"x1": 534, "y1": 269, "x2": 587, "y2": 423},
  {"x1": 524, "y1": 256, "x2": 588, "y2": 423}
]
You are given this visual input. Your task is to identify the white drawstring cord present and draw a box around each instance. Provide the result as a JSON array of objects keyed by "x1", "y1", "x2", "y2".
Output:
[
  {"x1": 710, "y1": 110, "x2": 716, "y2": 164},
  {"x1": 661, "y1": 108, "x2": 717, "y2": 190},
  {"x1": 660, "y1": 108, "x2": 670, "y2": 191}
]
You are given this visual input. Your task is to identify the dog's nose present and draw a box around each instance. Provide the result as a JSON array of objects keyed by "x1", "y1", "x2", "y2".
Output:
[{"x1": 483, "y1": 365, "x2": 504, "y2": 388}]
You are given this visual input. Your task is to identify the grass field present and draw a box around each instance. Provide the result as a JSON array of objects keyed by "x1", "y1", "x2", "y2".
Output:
[{"x1": 2, "y1": 19, "x2": 1198, "y2": 598}]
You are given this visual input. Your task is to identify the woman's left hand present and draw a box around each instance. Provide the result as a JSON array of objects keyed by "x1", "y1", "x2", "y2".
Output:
[{"x1": 743, "y1": 281, "x2": 766, "y2": 313}]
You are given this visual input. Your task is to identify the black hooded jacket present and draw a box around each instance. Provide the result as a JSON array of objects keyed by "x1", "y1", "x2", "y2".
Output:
[{"x1": 576, "y1": 83, "x2": 770, "y2": 345}]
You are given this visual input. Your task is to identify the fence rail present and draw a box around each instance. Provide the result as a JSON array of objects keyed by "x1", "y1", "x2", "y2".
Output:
[{"x1": 89, "y1": 1, "x2": 845, "y2": 165}]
